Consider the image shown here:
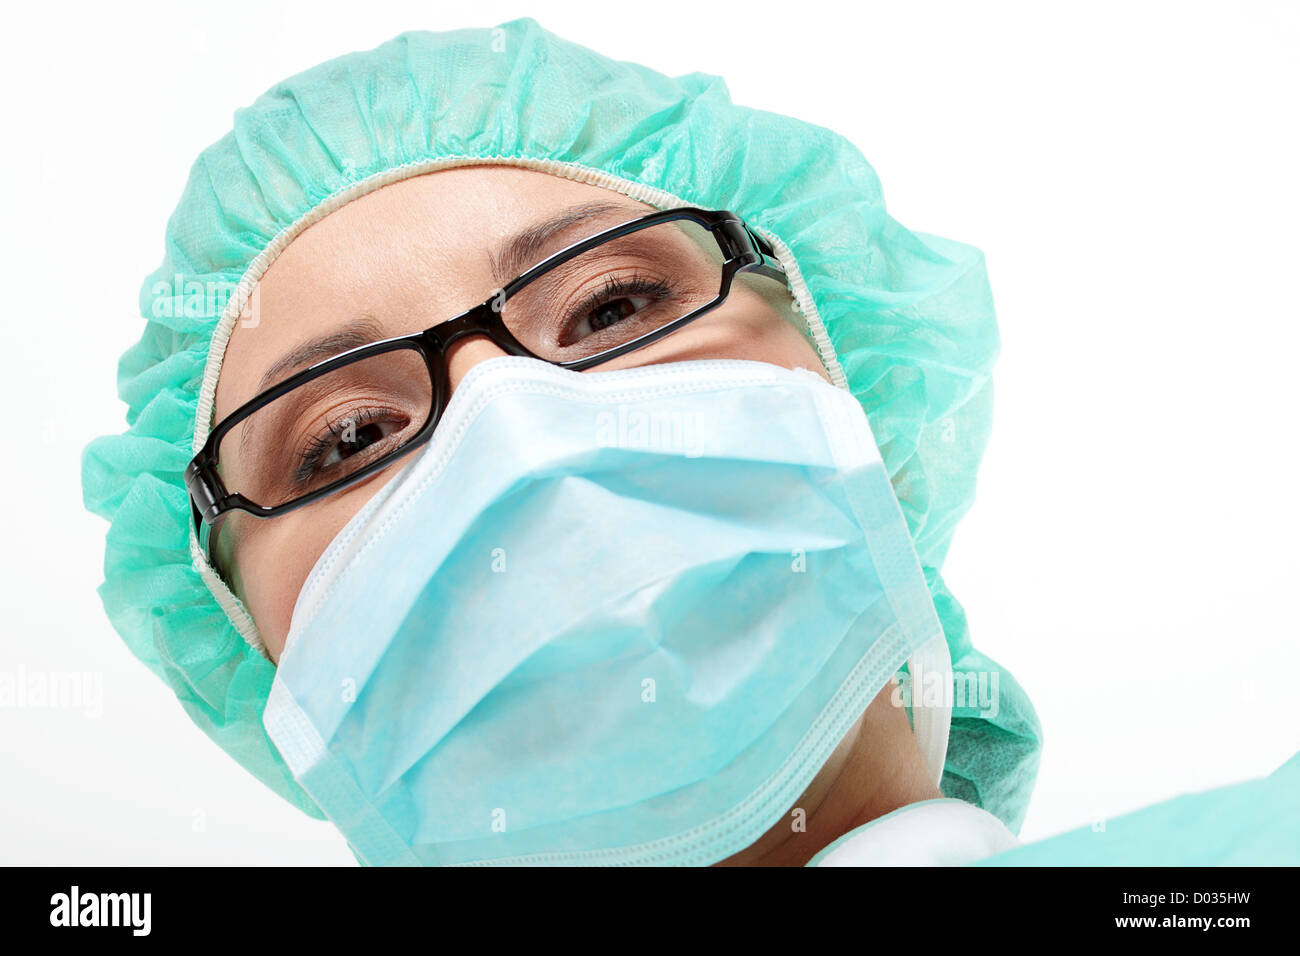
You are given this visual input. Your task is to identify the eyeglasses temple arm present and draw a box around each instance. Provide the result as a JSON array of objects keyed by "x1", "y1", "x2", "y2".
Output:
[{"x1": 743, "y1": 226, "x2": 789, "y2": 285}]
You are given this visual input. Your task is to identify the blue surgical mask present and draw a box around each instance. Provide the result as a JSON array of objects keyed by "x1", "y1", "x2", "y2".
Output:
[{"x1": 263, "y1": 356, "x2": 953, "y2": 866}]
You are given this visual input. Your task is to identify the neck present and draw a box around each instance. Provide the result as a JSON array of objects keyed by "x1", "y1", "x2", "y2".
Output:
[{"x1": 715, "y1": 677, "x2": 943, "y2": 866}]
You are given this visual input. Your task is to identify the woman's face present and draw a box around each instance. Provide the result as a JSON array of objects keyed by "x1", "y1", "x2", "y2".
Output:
[{"x1": 213, "y1": 165, "x2": 831, "y2": 662}]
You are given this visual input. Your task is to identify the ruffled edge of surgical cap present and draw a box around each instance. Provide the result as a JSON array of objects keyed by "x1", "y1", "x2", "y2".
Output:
[{"x1": 81, "y1": 16, "x2": 1041, "y2": 832}]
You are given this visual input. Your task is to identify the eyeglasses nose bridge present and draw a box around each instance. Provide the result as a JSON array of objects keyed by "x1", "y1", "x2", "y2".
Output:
[
  {"x1": 420, "y1": 301, "x2": 499, "y2": 350},
  {"x1": 422, "y1": 298, "x2": 539, "y2": 369}
]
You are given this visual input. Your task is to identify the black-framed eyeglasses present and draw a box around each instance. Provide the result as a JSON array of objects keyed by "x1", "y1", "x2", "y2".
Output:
[{"x1": 185, "y1": 206, "x2": 790, "y2": 565}]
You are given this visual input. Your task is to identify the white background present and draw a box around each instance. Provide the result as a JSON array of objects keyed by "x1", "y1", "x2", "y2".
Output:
[{"x1": 1, "y1": 0, "x2": 1296, "y2": 864}]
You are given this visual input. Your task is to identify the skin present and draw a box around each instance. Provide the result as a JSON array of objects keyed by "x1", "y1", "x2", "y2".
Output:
[{"x1": 213, "y1": 165, "x2": 941, "y2": 865}]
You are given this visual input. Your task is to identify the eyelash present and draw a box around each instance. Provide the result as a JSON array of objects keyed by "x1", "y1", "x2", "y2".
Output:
[
  {"x1": 293, "y1": 405, "x2": 396, "y2": 485},
  {"x1": 563, "y1": 273, "x2": 674, "y2": 335}
]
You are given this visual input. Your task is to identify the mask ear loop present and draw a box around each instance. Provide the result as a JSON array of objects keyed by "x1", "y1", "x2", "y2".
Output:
[{"x1": 905, "y1": 633, "x2": 954, "y2": 788}]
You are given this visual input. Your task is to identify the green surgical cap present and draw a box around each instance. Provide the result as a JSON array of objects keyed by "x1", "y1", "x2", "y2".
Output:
[{"x1": 80, "y1": 16, "x2": 1042, "y2": 832}]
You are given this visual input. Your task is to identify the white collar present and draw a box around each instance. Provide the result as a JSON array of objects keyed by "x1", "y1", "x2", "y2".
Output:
[{"x1": 807, "y1": 798, "x2": 1020, "y2": 866}]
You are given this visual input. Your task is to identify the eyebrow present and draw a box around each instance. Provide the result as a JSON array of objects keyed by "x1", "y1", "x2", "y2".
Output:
[
  {"x1": 489, "y1": 199, "x2": 646, "y2": 288},
  {"x1": 253, "y1": 315, "x2": 389, "y2": 396}
]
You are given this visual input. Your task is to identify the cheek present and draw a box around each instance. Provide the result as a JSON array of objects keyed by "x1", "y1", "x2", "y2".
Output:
[
  {"x1": 737, "y1": 315, "x2": 826, "y2": 374},
  {"x1": 236, "y1": 517, "x2": 339, "y2": 659},
  {"x1": 232, "y1": 464, "x2": 416, "y2": 660},
  {"x1": 696, "y1": 287, "x2": 830, "y2": 378}
]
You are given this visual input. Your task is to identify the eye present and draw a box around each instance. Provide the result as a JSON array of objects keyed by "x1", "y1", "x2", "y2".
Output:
[
  {"x1": 294, "y1": 406, "x2": 411, "y2": 486},
  {"x1": 563, "y1": 274, "x2": 675, "y2": 343}
]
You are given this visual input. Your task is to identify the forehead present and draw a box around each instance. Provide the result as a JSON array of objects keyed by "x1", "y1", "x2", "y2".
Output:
[{"x1": 213, "y1": 166, "x2": 655, "y2": 419}]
